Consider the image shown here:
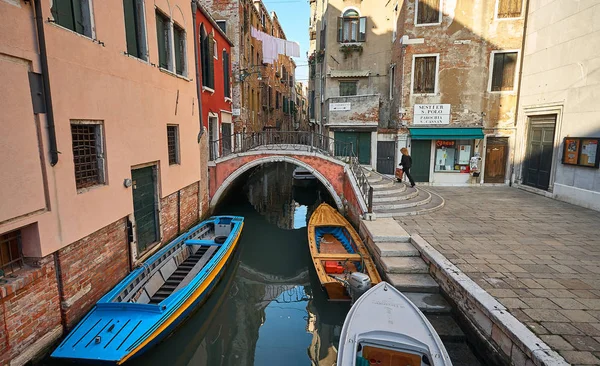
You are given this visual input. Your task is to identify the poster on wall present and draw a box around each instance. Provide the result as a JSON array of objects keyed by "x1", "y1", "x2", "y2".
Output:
[
  {"x1": 562, "y1": 137, "x2": 600, "y2": 168},
  {"x1": 580, "y1": 139, "x2": 599, "y2": 167},
  {"x1": 563, "y1": 138, "x2": 580, "y2": 165}
]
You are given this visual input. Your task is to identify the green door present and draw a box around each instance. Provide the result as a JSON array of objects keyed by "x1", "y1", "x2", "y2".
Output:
[
  {"x1": 334, "y1": 131, "x2": 371, "y2": 165},
  {"x1": 132, "y1": 166, "x2": 159, "y2": 253},
  {"x1": 410, "y1": 140, "x2": 431, "y2": 182}
]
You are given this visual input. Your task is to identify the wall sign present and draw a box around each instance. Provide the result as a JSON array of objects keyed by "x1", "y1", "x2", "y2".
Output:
[
  {"x1": 562, "y1": 137, "x2": 600, "y2": 168},
  {"x1": 413, "y1": 104, "x2": 450, "y2": 125},
  {"x1": 232, "y1": 108, "x2": 241, "y2": 116},
  {"x1": 330, "y1": 102, "x2": 351, "y2": 111},
  {"x1": 436, "y1": 140, "x2": 455, "y2": 148}
]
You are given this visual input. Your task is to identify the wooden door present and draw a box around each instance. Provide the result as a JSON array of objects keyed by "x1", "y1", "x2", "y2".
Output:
[
  {"x1": 523, "y1": 116, "x2": 556, "y2": 190},
  {"x1": 377, "y1": 141, "x2": 395, "y2": 174},
  {"x1": 132, "y1": 166, "x2": 159, "y2": 253},
  {"x1": 410, "y1": 140, "x2": 431, "y2": 182},
  {"x1": 484, "y1": 141, "x2": 507, "y2": 183}
]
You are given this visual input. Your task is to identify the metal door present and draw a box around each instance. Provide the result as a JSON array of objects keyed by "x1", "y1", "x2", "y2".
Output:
[
  {"x1": 334, "y1": 132, "x2": 371, "y2": 165},
  {"x1": 410, "y1": 140, "x2": 431, "y2": 182},
  {"x1": 523, "y1": 116, "x2": 556, "y2": 190},
  {"x1": 222, "y1": 123, "x2": 232, "y2": 155},
  {"x1": 484, "y1": 138, "x2": 508, "y2": 183},
  {"x1": 132, "y1": 166, "x2": 159, "y2": 253},
  {"x1": 377, "y1": 141, "x2": 395, "y2": 174}
]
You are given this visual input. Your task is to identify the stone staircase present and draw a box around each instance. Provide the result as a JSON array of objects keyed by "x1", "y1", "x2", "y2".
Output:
[
  {"x1": 359, "y1": 218, "x2": 468, "y2": 346},
  {"x1": 364, "y1": 169, "x2": 444, "y2": 217}
]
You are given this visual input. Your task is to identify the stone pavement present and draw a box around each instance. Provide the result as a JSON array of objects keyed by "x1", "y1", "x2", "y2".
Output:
[{"x1": 395, "y1": 187, "x2": 600, "y2": 365}]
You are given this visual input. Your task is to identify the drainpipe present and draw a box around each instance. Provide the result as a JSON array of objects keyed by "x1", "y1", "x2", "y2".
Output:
[
  {"x1": 34, "y1": 0, "x2": 59, "y2": 166},
  {"x1": 510, "y1": 0, "x2": 531, "y2": 186},
  {"x1": 192, "y1": 1, "x2": 205, "y2": 142}
]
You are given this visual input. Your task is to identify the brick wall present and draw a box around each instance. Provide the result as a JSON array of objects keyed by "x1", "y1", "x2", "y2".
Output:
[
  {"x1": 56, "y1": 218, "x2": 129, "y2": 329},
  {"x1": 160, "y1": 182, "x2": 201, "y2": 243},
  {"x1": 0, "y1": 256, "x2": 61, "y2": 364}
]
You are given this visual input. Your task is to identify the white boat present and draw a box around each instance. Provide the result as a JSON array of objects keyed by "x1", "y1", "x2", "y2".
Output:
[
  {"x1": 337, "y1": 282, "x2": 452, "y2": 366},
  {"x1": 293, "y1": 166, "x2": 316, "y2": 180}
]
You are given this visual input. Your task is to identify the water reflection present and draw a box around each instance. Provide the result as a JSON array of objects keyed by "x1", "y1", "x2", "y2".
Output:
[{"x1": 132, "y1": 162, "x2": 349, "y2": 366}]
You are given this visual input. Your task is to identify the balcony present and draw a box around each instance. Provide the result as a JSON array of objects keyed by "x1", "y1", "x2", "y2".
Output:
[{"x1": 324, "y1": 95, "x2": 379, "y2": 128}]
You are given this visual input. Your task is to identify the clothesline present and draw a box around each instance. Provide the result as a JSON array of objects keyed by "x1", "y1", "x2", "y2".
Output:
[{"x1": 251, "y1": 27, "x2": 300, "y2": 64}]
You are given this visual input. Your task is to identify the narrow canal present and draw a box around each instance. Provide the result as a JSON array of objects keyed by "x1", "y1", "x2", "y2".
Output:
[{"x1": 67, "y1": 162, "x2": 483, "y2": 366}]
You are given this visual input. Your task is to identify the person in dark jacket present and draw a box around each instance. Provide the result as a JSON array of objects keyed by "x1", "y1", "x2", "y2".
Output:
[{"x1": 400, "y1": 147, "x2": 415, "y2": 187}]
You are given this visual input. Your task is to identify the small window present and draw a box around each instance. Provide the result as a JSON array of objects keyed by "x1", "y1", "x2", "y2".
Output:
[
  {"x1": 71, "y1": 121, "x2": 106, "y2": 190},
  {"x1": 497, "y1": 0, "x2": 523, "y2": 18},
  {"x1": 216, "y1": 20, "x2": 227, "y2": 34},
  {"x1": 123, "y1": 0, "x2": 147, "y2": 60},
  {"x1": 413, "y1": 56, "x2": 437, "y2": 94},
  {"x1": 167, "y1": 125, "x2": 180, "y2": 165},
  {"x1": 490, "y1": 52, "x2": 517, "y2": 91},
  {"x1": 339, "y1": 81, "x2": 357, "y2": 96},
  {"x1": 416, "y1": 0, "x2": 441, "y2": 25},
  {"x1": 337, "y1": 9, "x2": 366, "y2": 43},
  {"x1": 51, "y1": 0, "x2": 93, "y2": 37},
  {"x1": 173, "y1": 23, "x2": 186, "y2": 76},
  {"x1": 0, "y1": 230, "x2": 24, "y2": 277},
  {"x1": 434, "y1": 140, "x2": 474, "y2": 172},
  {"x1": 155, "y1": 10, "x2": 172, "y2": 70},
  {"x1": 223, "y1": 50, "x2": 231, "y2": 98}
]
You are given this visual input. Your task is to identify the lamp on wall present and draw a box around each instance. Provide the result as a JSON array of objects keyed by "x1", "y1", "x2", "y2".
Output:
[{"x1": 238, "y1": 69, "x2": 262, "y2": 82}]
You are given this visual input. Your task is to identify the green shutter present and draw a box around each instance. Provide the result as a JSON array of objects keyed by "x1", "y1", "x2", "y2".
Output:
[
  {"x1": 208, "y1": 34, "x2": 215, "y2": 89},
  {"x1": 72, "y1": 0, "x2": 84, "y2": 34},
  {"x1": 123, "y1": 0, "x2": 139, "y2": 57},
  {"x1": 156, "y1": 12, "x2": 168, "y2": 69},
  {"x1": 174, "y1": 27, "x2": 183, "y2": 75},
  {"x1": 52, "y1": 0, "x2": 75, "y2": 32}
]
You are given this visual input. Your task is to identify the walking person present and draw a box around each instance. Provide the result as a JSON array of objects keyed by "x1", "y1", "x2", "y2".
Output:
[{"x1": 399, "y1": 147, "x2": 415, "y2": 188}]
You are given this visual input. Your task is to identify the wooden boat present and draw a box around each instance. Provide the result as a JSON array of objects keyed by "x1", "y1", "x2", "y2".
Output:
[
  {"x1": 51, "y1": 215, "x2": 244, "y2": 364},
  {"x1": 337, "y1": 282, "x2": 452, "y2": 366},
  {"x1": 307, "y1": 203, "x2": 381, "y2": 301}
]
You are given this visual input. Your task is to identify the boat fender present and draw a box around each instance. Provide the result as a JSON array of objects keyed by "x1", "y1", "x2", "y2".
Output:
[{"x1": 214, "y1": 236, "x2": 227, "y2": 244}]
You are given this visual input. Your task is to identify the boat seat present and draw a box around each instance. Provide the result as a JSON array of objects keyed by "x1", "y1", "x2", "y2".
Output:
[
  {"x1": 172, "y1": 246, "x2": 218, "y2": 293},
  {"x1": 314, "y1": 253, "x2": 362, "y2": 260},
  {"x1": 184, "y1": 239, "x2": 224, "y2": 246}
]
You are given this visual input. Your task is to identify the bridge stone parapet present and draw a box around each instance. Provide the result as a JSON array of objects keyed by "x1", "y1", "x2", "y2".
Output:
[{"x1": 208, "y1": 149, "x2": 368, "y2": 224}]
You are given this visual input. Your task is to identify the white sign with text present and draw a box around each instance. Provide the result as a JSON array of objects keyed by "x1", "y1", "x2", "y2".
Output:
[
  {"x1": 329, "y1": 102, "x2": 351, "y2": 111},
  {"x1": 413, "y1": 104, "x2": 450, "y2": 125}
]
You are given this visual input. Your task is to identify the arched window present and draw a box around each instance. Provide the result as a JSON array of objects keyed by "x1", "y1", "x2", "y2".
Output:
[{"x1": 337, "y1": 9, "x2": 366, "y2": 43}]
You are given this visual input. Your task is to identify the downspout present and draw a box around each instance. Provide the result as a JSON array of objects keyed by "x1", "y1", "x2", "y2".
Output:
[
  {"x1": 34, "y1": 0, "x2": 59, "y2": 166},
  {"x1": 510, "y1": 0, "x2": 531, "y2": 187},
  {"x1": 192, "y1": 0, "x2": 205, "y2": 143}
]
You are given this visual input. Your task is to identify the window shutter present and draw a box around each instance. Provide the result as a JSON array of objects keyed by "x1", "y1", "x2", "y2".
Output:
[
  {"x1": 208, "y1": 34, "x2": 215, "y2": 88},
  {"x1": 52, "y1": 0, "x2": 75, "y2": 31},
  {"x1": 501, "y1": 52, "x2": 517, "y2": 90},
  {"x1": 359, "y1": 17, "x2": 366, "y2": 41},
  {"x1": 425, "y1": 57, "x2": 436, "y2": 93},
  {"x1": 337, "y1": 17, "x2": 343, "y2": 42},
  {"x1": 418, "y1": 0, "x2": 440, "y2": 24},
  {"x1": 123, "y1": 0, "x2": 139, "y2": 57},
  {"x1": 498, "y1": 0, "x2": 522, "y2": 18},
  {"x1": 156, "y1": 13, "x2": 168, "y2": 69},
  {"x1": 72, "y1": 0, "x2": 84, "y2": 35},
  {"x1": 491, "y1": 53, "x2": 504, "y2": 91}
]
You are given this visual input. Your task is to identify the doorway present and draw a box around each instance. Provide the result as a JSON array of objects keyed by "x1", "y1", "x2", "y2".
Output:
[
  {"x1": 410, "y1": 140, "x2": 431, "y2": 182},
  {"x1": 222, "y1": 122, "x2": 232, "y2": 155},
  {"x1": 131, "y1": 165, "x2": 159, "y2": 254},
  {"x1": 377, "y1": 141, "x2": 395, "y2": 175},
  {"x1": 334, "y1": 131, "x2": 371, "y2": 165},
  {"x1": 209, "y1": 116, "x2": 219, "y2": 160},
  {"x1": 523, "y1": 115, "x2": 556, "y2": 190},
  {"x1": 484, "y1": 137, "x2": 508, "y2": 183}
]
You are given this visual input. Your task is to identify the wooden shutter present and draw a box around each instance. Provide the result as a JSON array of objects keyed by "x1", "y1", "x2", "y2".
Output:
[
  {"x1": 491, "y1": 52, "x2": 516, "y2": 91},
  {"x1": 156, "y1": 12, "x2": 168, "y2": 69},
  {"x1": 52, "y1": 0, "x2": 75, "y2": 32},
  {"x1": 414, "y1": 57, "x2": 436, "y2": 93},
  {"x1": 337, "y1": 17, "x2": 343, "y2": 42},
  {"x1": 174, "y1": 27, "x2": 184, "y2": 75},
  {"x1": 72, "y1": 0, "x2": 84, "y2": 35},
  {"x1": 497, "y1": 0, "x2": 522, "y2": 18},
  {"x1": 359, "y1": 17, "x2": 366, "y2": 41},
  {"x1": 123, "y1": 0, "x2": 139, "y2": 57},
  {"x1": 208, "y1": 34, "x2": 215, "y2": 89},
  {"x1": 417, "y1": 0, "x2": 440, "y2": 24}
]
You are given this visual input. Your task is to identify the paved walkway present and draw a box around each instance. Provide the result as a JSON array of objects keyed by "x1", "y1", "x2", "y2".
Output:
[{"x1": 396, "y1": 187, "x2": 600, "y2": 365}]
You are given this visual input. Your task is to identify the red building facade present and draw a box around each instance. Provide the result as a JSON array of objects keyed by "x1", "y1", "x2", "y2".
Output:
[{"x1": 196, "y1": 5, "x2": 234, "y2": 159}]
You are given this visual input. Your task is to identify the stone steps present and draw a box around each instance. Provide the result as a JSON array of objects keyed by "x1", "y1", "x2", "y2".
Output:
[
  {"x1": 372, "y1": 184, "x2": 408, "y2": 197},
  {"x1": 405, "y1": 293, "x2": 452, "y2": 314},
  {"x1": 427, "y1": 315, "x2": 467, "y2": 343},
  {"x1": 373, "y1": 242, "x2": 420, "y2": 257},
  {"x1": 374, "y1": 190, "x2": 444, "y2": 218},
  {"x1": 386, "y1": 273, "x2": 440, "y2": 293},
  {"x1": 375, "y1": 190, "x2": 432, "y2": 210},
  {"x1": 381, "y1": 257, "x2": 430, "y2": 274}
]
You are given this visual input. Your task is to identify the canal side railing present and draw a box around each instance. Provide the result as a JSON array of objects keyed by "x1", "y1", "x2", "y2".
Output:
[{"x1": 209, "y1": 131, "x2": 373, "y2": 213}]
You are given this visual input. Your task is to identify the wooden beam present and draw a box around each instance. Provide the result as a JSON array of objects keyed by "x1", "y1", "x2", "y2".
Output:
[{"x1": 313, "y1": 253, "x2": 362, "y2": 260}]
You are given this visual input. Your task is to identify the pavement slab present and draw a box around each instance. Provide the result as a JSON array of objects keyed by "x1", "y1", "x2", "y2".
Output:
[{"x1": 396, "y1": 186, "x2": 600, "y2": 358}]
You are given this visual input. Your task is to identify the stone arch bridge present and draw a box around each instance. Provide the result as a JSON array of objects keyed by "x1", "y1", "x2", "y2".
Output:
[{"x1": 207, "y1": 131, "x2": 372, "y2": 222}]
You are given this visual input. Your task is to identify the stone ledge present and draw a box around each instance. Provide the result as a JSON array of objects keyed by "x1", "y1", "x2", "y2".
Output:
[
  {"x1": 411, "y1": 233, "x2": 569, "y2": 366},
  {"x1": 0, "y1": 262, "x2": 47, "y2": 299}
]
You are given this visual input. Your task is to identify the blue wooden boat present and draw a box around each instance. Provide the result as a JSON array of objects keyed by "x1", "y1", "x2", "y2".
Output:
[{"x1": 51, "y1": 215, "x2": 244, "y2": 364}]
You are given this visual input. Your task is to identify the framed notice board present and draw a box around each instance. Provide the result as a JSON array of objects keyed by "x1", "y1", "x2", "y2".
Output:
[{"x1": 562, "y1": 137, "x2": 600, "y2": 168}]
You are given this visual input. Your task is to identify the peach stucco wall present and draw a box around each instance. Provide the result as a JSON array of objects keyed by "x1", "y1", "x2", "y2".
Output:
[{"x1": 0, "y1": 0, "x2": 206, "y2": 256}]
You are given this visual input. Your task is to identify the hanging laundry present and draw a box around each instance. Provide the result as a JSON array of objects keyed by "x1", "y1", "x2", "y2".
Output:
[
  {"x1": 251, "y1": 27, "x2": 301, "y2": 63},
  {"x1": 285, "y1": 40, "x2": 300, "y2": 57}
]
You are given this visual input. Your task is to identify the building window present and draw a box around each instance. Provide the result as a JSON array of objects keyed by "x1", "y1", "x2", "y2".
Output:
[
  {"x1": 51, "y1": 0, "x2": 94, "y2": 37},
  {"x1": 490, "y1": 52, "x2": 517, "y2": 91},
  {"x1": 283, "y1": 96, "x2": 288, "y2": 114},
  {"x1": 123, "y1": 0, "x2": 147, "y2": 60},
  {"x1": 216, "y1": 20, "x2": 227, "y2": 33},
  {"x1": 155, "y1": 10, "x2": 172, "y2": 70},
  {"x1": 213, "y1": 40, "x2": 218, "y2": 60},
  {"x1": 413, "y1": 55, "x2": 438, "y2": 94},
  {"x1": 416, "y1": 0, "x2": 441, "y2": 25},
  {"x1": 223, "y1": 50, "x2": 231, "y2": 98},
  {"x1": 167, "y1": 125, "x2": 180, "y2": 165},
  {"x1": 497, "y1": 0, "x2": 523, "y2": 18},
  {"x1": 200, "y1": 25, "x2": 215, "y2": 89},
  {"x1": 173, "y1": 23, "x2": 186, "y2": 76},
  {"x1": 71, "y1": 121, "x2": 106, "y2": 190},
  {"x1": 0, "y1": 230, "x2": 24, "y2": 277},
  {"x1": 337, "y1": 9, "x2": 366, "y2": 43},
  {"x1": 276, "y1": 92, "x2": 280, "y2": 109},
  {"x1": 339, "y1": 81, "x2": 357, "y2": 96},
  {"x1": 434, "y1": 140, "x2": 473, "y2": 172}
]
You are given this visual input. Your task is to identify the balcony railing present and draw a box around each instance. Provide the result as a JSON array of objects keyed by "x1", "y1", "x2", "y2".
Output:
[{"x1": 209, "y1": 131, "x2": 373, "y2": 213}]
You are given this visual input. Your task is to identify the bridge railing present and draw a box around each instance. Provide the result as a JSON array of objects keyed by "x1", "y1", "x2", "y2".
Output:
[{"x1": 209, "y1": 131, "x2": 373, "y2": 213}]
